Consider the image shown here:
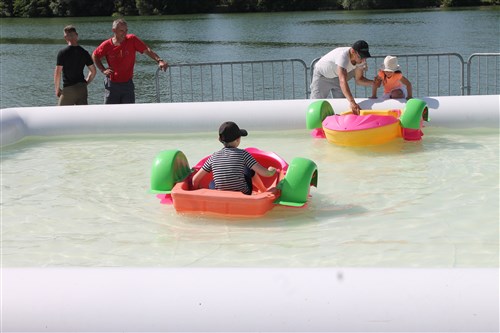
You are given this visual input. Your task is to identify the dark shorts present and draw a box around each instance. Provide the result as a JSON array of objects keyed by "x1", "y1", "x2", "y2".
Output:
[
  {"x1": 209, "y1": 168, "x2": 255, "y2": 195},
  {"x1": 243, "y1": 168, "x2": 255, "y2": 195},
  {"x1": 104, "y1": 77, "x2": 135, "y2": 104}
]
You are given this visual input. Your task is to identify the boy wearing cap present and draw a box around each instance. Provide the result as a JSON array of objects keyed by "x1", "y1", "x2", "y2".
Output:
[
  {"x1": 310, "y1": 40, "x2": 374, "y2": 115},
  {"x1": 192, "y1": 121, "x2": 277, "y2": 195},
  {"x1": 371, "y1": 55, "x2": 413, "y2": 100}
]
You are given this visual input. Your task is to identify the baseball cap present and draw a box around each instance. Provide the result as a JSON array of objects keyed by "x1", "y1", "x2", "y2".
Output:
[
  {"x1": 219, "y1": 121, "x2": 248, "y2": 143},
  {"x1": 352, "y1": 40, "x2": 371, "y2": 59}
]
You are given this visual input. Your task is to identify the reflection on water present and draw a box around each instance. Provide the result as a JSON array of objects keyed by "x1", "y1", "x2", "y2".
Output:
[
  {"x1": 2, "y1": 128, "x2": 498, "y2": 268},
  {"x1": 300, "y1": 18, "x2": 420, "y2": 25}
]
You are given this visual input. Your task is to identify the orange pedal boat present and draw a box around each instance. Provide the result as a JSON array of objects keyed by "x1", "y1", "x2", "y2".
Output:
[{"x1": 150, "y1": 148, "x2": 318, "y2": 217}]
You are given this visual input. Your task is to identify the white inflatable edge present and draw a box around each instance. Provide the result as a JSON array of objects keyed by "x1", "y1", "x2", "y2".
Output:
[
  {"x1": 2, "y1": 268, "x2": 498, "y2": 331},
  {"x1": 1, "y1": 95, "x2": 499, "y2": 147}
]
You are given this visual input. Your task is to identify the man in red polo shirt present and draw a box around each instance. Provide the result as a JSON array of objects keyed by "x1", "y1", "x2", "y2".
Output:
[{"x1": 92, "y1": 18, "x2": 169, "y2": 104}]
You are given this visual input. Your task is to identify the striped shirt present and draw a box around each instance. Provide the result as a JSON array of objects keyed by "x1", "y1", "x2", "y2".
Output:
[{"x1": 202, "y1": 147, "x2": 257, "y2": 194}]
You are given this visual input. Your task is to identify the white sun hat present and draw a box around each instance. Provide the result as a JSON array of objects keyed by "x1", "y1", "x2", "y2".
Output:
[{"x1": 381, "y1": 55, "x2": 401, "y2": 72}]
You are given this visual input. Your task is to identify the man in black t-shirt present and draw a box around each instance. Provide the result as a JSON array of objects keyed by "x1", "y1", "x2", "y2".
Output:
[{"x1": 54, "y1": 25, "x2": 96, "y2": 106}]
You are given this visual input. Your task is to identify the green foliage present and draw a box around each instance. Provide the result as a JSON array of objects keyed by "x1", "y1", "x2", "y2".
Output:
[
  {"x1": 224, "y1": 0, "x2": 259, "y2": 11},
  {"x1": 114, "y1": 0, "x2": 138, "y2": 16},
  {"x1": 162, "y1": 0, "x2": 218, "y2": 14},
  {"x1": 257, "y1": 0, "x2": 325, "y2": 11},
  {"x1": 441, "y1": 0, "x2": 482, "y2": 6},
  {"x1": 1, "y1": 0, "x2": 493, "y2": 17},
  {"x1": 13, "y1": 0, "x2": 51, "y2": 17},
  {"x1": 136, "y1": 0, "x2": 157, "y2": 15},
  {"x1": 1, "y1": 0, "x2": 14, "y2": 16}
]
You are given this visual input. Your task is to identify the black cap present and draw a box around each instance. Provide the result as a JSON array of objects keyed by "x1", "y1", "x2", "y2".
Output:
[
  {"x1": 352, "y1": 40, "x2": 371, "y2": 59},
  {"x1": 219, "y1": 121, "x2": 248, "y2": 143}
]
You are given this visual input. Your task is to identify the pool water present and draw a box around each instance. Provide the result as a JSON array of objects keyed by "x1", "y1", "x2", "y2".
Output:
[{"x1": 1, "y1": 128, "x2": 498, "y2": 268}]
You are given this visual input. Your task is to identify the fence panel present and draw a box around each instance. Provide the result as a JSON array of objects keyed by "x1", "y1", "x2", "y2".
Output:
[
  {"x1": 155, "y1": 53, "x2": 500, "y2": 103},
  {"x1": 466, "y1": 53, "x2": 500, "y2": 95},
  {"x1": 310, "y1": 53, "x2": 465, "y2": 98},
  {"x1": 155, "y1": 59, "x2": 308, "y2": 103}
]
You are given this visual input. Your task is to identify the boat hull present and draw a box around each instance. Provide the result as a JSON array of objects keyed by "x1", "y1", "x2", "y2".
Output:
[
  {"x1": 323, "y1": 114, "x2": 402, "y2": 146},
  {"x1": 171, "y1": 180, "x2": 279, "y2": 217}
]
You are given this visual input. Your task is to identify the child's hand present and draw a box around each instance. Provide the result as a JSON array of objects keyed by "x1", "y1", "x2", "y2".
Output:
[{"x1": 267, "y1": 167, "x2": 277, "y2": 176}]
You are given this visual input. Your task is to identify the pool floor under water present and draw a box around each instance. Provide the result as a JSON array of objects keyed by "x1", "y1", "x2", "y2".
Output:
[{"x1": 1, "y1": 128, "x2": 498, "y2": 267}]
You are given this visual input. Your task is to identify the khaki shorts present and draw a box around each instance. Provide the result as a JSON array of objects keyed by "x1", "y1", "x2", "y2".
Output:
[
  {"x1": 309, "y1": 70, "x2": 355, "y2": 99},
  {"x1": 58, "y1": 82, "x2": 88, "y2": 106}
]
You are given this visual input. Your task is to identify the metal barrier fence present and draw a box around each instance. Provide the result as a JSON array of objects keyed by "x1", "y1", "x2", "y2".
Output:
[
  {"x1": 466, "y1": 53, "x2": 500, "y2": 95},
  {"x1": 312, "y1": 53, "x2": 466, "y2": 98},
  {"x1": 155, "y1": 53, "x2": 499, "y2": 102},
  {"x1": 155, "y1": 59, "x2": 308, "y2": 103}
]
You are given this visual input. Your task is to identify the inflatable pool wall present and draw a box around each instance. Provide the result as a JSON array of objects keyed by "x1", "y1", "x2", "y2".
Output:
[{"x1": 1, "y1": 95, "x2": 498, "y2": 147}]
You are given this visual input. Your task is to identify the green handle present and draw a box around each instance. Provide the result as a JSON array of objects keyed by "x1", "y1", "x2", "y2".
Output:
[
  {"x1": 400, "y1": 98, "x2": 429, "y2": 129},
  {"x1": 150, "y1": 149, "x2": 192, "y2": 194},
  {"x1": 275, "y1": 157, "x2": 318, "y2": 207},
  {"x1": 306, "y1": 100, "x2": 335, "y2": 130}
]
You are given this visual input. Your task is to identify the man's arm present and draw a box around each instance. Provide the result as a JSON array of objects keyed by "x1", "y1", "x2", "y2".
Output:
[
  {"x1": 338, "y1": 67, "x2": 361, "y2": 114},
  {"x1": 92, "y1": 53, "x2": 113, "y2": 77},
  {"x1": 354, "y1": 66, "x2": 374, "y2": 87},
  {"x1": 54, "y1": 66, "x2": 63, "y2": 97},
  {"x1": 86, "y1": 64, "x2": 97, "y2": 84},
  {"x1": 143, "y1": 47, "x2": 169, "y2": 71},
  {"x1": 371, "y1": 76, "x2": 381, "y2": 98}
]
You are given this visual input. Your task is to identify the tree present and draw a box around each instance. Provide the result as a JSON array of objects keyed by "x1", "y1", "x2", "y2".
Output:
[
  {"x1": 342, "y1": 0, "x2": 440, "y2": 9},
  {"x1": 441, "y1": 0, "x2": 481, "y2": 6},
  {"x1": 13, "y1": 0, "x2": 51, "y2": 17},
  {"x1": 2, "y1": 0, "x2": 494, "y2": 17},
  {"x1": 114, "y1": 0, "x2": 138, "y2": 16},
  {"x1": 136, "y1": 0, "x2": 165, "y2": 15},
  {"x1": 225, "y1": 0, "x2": 259, "y2": 12},
  {"x1": 1, "y1": 0, "x2": 15, "y2": 16},
  {"x1": 161, "y1": 0, "x2": 218, "y2": 14},
  {"x1": 48, "y1": 0, "x2": 114, "y2": 17}
]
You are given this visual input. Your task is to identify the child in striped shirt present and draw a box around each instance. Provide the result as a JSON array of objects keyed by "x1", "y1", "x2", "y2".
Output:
[{"x1": 192, "y1": 121, "x2": 277, "y2": 195}]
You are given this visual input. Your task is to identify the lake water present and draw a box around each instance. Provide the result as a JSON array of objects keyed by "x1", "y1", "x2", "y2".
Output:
[{"x1": 1, "y1": 7, "x2": 499, "y2": 108}]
